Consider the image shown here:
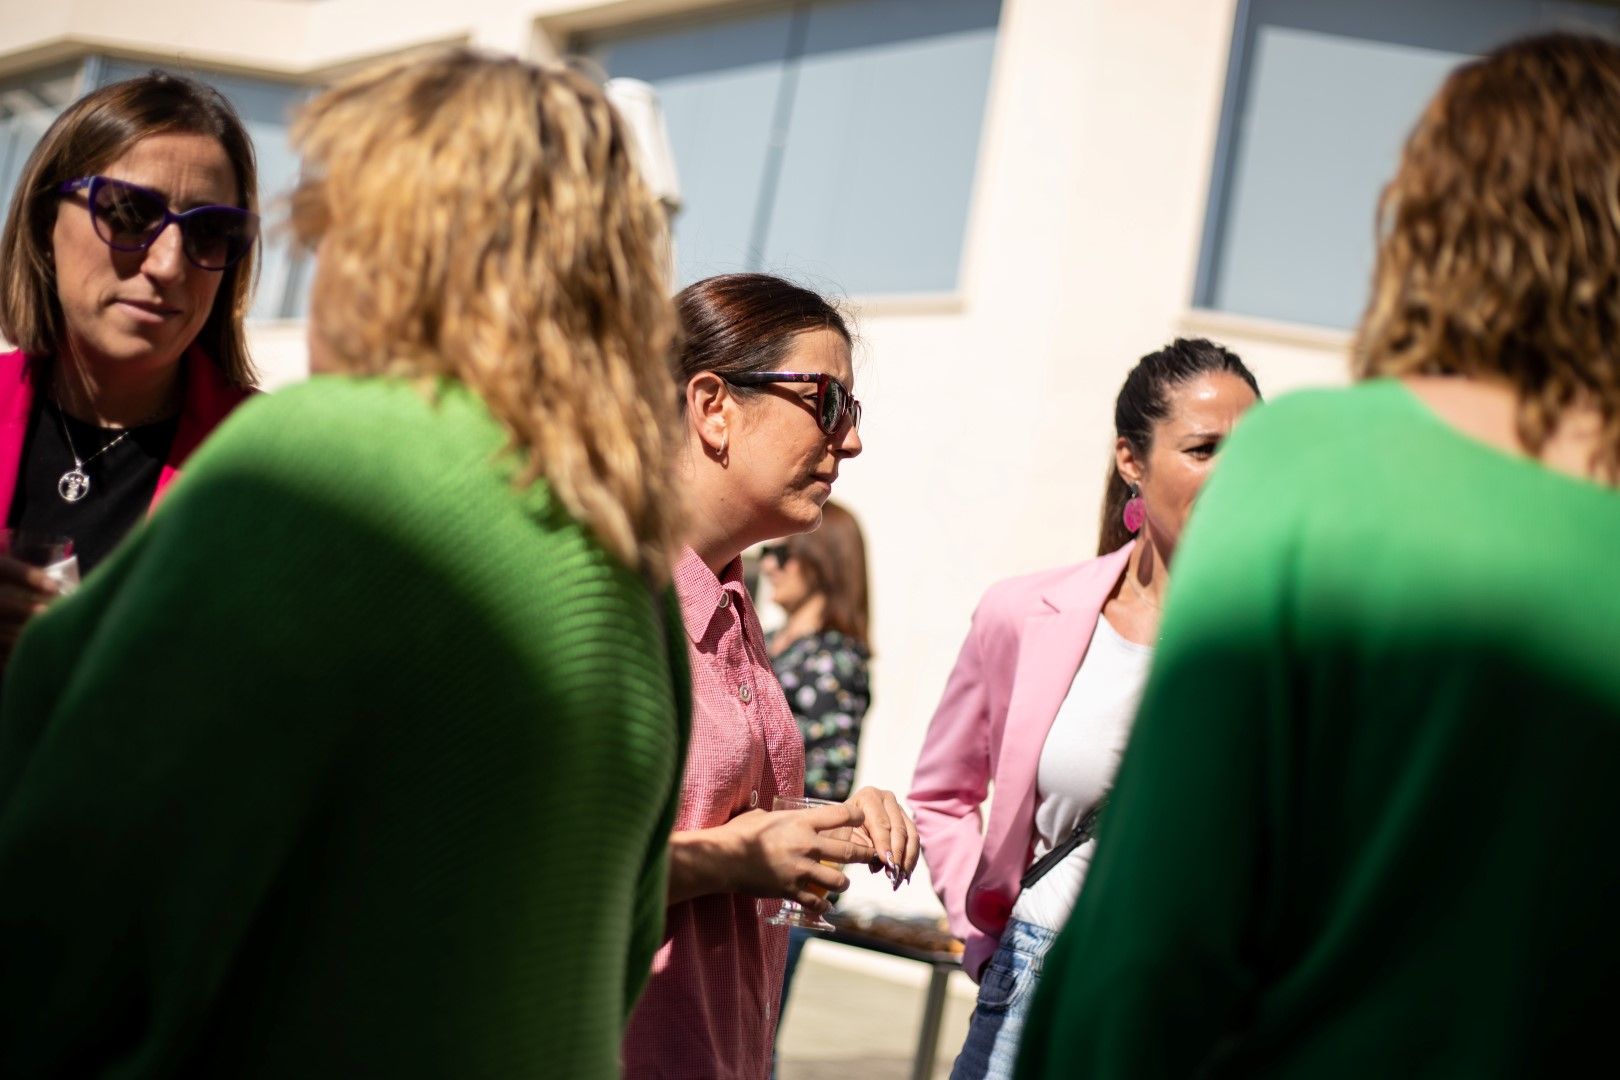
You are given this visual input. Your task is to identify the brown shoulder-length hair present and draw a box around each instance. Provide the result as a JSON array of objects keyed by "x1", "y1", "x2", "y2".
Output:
[
  {"x1": 0, "y1": 70, "x2": 258, "y2": 387},
  {"x1": 782, "y1": 500, "x2": 870, "y2": 647},
  {"x1": 289, "y1": 49, "x2": 680, "y2": 579},
  {"x1": 1354, "y1": 32, "x2": 1620, "y2": 479},
  {"x1": 672, "y1": 272, "x2": 852, "y2": 400}
]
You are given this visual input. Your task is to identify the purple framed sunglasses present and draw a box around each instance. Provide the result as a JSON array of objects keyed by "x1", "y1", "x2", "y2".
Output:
[
  {"x1": 723, "y1": 371, "x2": 862, "y2": 434},
  {"x1": 57, "y1": 176, "x2": 259, "y2": 271}
]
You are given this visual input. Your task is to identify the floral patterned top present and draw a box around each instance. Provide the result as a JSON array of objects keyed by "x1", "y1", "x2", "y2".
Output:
[{"x1": 770, "y1": 629, "x2": 871, "y2": 802}]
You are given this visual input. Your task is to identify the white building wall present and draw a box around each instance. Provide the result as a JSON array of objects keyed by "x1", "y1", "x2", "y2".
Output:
[{"x1": 0, "y1": 0, "x2": 1351, "y2": 914}]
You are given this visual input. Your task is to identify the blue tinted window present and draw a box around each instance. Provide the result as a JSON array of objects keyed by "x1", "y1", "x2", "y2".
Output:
[
  {"x1": 0, "y1": 63, "x2": 85, "y2": 230},
  {"x1": 1198, "y1": 0, "x2": 1620, "y2": 329},
  {"x1": 588, "y1": 0, "x2": 1002, "y2": 294}
]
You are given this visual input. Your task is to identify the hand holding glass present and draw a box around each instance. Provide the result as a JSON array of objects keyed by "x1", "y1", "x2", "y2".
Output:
[
  {"x1": 0, "y1": 531, "x2": 79, "y2": 596},
  {"x1": 760, "y1": 796, "x2": 861, "y2": 932}
]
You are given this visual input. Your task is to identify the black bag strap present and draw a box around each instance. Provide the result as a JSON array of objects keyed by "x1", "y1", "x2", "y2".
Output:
[{"x1": 1019, "y1": 797, "x2": 1107, "y2": 891}]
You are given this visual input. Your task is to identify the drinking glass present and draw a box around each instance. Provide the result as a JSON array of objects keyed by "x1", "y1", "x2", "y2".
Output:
[
  {"x1": 761, "y1": 795, "x2": 851, "y2": 932},
  {"x1": 0, "y1": 530, "x2": 80, "y2": 596}
]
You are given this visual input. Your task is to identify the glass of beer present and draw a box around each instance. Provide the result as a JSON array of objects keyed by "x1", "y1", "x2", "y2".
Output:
[{"x1": 761, "y1": 795, "x2": 851, "y2": 932}]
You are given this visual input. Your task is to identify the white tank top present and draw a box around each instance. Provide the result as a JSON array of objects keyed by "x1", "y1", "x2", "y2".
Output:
[{"x1": 1008, "y1": 614, "x2": 1153, "y2": 931}]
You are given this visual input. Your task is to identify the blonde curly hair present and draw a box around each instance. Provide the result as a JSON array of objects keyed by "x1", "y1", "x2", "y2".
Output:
[
  {"x1": 1353, "y1": 32, "x2": 1620, "y2": 480},
  {"x1": 290, "y1": 49, "x2": 680, "y2": 576}
]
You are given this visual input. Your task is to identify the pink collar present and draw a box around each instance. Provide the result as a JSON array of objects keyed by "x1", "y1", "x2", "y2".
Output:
[{"x1": 673, "y1": 545, "x2": 749, "y2": 644}]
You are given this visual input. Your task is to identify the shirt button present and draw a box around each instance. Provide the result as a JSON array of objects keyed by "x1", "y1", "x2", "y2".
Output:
[
  {"x1": 738, "y1": 683, "x2": 752, "y2": 704},
  {"x1": 717, "y1": 592, "x2": 731, "y2": 610},
  {"x1": 750, "y1": 789, "x2": 759, "y2": 808}
]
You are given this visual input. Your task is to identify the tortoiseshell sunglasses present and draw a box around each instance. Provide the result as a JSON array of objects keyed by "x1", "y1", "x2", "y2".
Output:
[{"x1": 723, "y1": 371, "x2": 862, "y2": 434}]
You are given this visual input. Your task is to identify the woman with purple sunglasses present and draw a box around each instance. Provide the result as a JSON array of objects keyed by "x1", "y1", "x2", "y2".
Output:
[{"x1": 0, "y1": 71, "x2": 258, "y2": 668}]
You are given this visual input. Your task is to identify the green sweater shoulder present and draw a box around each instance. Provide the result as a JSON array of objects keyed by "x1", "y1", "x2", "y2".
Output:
[{"x1": 0, "y1": 375, "x2": 689, "y2": 1078}]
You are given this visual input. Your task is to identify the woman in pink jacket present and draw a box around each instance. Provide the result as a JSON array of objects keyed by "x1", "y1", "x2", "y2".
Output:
[{"x1": 909, "y1": 338, "x2": 1260, "y2": 1080}]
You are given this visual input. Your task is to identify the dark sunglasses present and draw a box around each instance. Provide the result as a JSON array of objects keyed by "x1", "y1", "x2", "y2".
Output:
[
  {"x1": 723, "y1": 371, "x2": 862, "y2": 435},
  {"x1": 759, "y1": 543, "x2": 793, "y2": 565},
  {"x1": 57, "y1": 176, "x2": 259, "y2": 271}
]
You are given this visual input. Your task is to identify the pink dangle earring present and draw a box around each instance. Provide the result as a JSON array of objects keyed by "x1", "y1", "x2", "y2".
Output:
[{"x1": 1123, "y1": 485, "x2": 1146, "y2": 534}]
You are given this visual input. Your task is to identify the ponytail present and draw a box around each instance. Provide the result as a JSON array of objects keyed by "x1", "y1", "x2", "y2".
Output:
[{"x1": 1097, "y1": 465, "x2": 1134, "y2": 556}]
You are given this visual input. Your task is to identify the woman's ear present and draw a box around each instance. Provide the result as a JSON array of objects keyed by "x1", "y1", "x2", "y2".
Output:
[
  {"x1": 686, "y1": 372, "x2": 731, "y2": 457},
  {"x1": 1115, "y1": 435, "x2": 1145, "y2": 488}
]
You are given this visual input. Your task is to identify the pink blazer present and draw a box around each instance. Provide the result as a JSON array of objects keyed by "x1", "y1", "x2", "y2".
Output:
[
  {"x1": 909, "y1": 542, "x2": 1134, "y2": 981},
  {"x1": 0, "y1": 345, "x2": 254, "y2": 521}
]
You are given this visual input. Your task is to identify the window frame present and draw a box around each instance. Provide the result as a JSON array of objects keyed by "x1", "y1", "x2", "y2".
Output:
[
  {"x1": 560, "y1": 0, "x2": 1007, "y2": 308},
  {"x1": 1191, "y1": 0, "x2": 1620, "y2": 331}
]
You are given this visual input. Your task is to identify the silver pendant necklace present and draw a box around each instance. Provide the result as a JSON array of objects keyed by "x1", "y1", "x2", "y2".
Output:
[{"x1": 56, "y1": 407, "x2": 133, "y2": 503}]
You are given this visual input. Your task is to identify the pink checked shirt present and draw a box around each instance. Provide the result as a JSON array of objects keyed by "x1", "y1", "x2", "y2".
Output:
[{"x1": 621, "y1": 547, "x2": 805, "y2": 1080}]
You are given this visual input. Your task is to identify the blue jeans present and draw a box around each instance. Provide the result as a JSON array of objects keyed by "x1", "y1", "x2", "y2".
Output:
[
  {"x1": 949, "y1": 919, "x2": 1059, "y2": 1080},
  {"x1": 780, "y1": 924, "x2": 813, "y2": 1015}
]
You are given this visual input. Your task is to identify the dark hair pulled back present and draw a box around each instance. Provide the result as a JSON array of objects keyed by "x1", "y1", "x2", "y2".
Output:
[
  {"x1": 673, "y1": 273, "x2": 851, "y2": 402},
  {"x1": 1097, "y1": 337, "x2": 1260, "y2": 554}
]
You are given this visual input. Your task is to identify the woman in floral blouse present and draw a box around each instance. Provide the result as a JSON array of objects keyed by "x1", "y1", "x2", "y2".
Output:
[
  {"x1": 763, "y1": 500, "x2": 874, "y2": 1055},
  {"x1": 762, "y1": 500, "x2": 872, "y2": 802}
]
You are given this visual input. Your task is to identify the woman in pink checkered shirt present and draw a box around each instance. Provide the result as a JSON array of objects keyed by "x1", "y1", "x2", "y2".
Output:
[{"x1": 621, "y1": 273, "x2": 919, "y2": 1080}]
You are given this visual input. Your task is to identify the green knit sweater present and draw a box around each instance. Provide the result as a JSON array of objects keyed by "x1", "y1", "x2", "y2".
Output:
[
  {"x1": 0, "y1": 376, "x2": 689, "y2": 1078},
  {"x1": 1019, "y1": 380, "x2": 1620, "y2": 1078}
]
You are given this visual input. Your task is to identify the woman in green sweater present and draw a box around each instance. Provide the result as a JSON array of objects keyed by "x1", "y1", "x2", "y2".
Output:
[
  {"x1": 1019, "y1": 32, "x2": 1620, "y2": 1078},
  {"x1": 0, "y1": 51, "x2": 688, "y2": 1077}
]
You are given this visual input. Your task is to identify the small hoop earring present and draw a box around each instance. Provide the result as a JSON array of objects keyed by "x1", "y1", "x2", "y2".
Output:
[{"x1": 1122, "y1": 485, "x2": 1146, "y2": 534}]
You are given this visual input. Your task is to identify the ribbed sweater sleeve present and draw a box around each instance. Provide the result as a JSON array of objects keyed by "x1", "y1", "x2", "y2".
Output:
[{"x1": 0, "y1": 377, "x2": 686, "y2": 1078}]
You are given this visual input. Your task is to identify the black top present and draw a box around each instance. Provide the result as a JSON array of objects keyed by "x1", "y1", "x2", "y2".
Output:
[{"x1": 7, "y1": 399, "x2": 179, "y2": 575}]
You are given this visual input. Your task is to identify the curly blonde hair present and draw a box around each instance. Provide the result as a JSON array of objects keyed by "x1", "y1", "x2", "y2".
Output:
[
  {"x1": 1353, "y1": 33, "x2": 1620, "y2": 479},
  {"x1": 290, "y1": 49, "x2": 680, "y2": 577}
]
